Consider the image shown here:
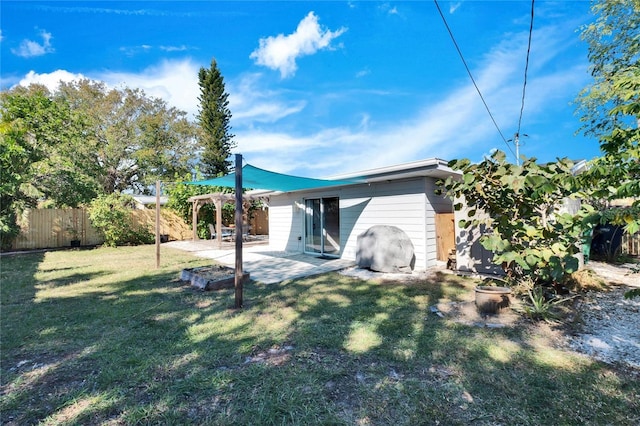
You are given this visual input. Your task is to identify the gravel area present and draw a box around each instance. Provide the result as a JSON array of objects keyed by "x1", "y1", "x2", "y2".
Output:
[
  {"x1": 568, "y1": 261, "x2": 640, "y2": 369},
  {"x1": 341, "y1": 261, "x2": 640, "y2": 369}
]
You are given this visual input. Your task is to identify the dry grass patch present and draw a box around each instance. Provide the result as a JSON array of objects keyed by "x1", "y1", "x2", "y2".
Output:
[{"x1": 567, "y1": 268, "x2": 609, "y2": 292}]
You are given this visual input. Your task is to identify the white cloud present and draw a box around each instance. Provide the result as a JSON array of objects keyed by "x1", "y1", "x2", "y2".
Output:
[
  {"x1": 16, "y1": 58, "x2": 316, "y2": 126},
  {"x1": 355, "y1": 68, "x2": 371, "y2": 78},
  {"x1": 228, "y1": 73, "x2": 306, "y2": 124},
  {"x1": 19, "y1": 69, "x2": 88, "y2": 88},
  {"x1": 12, "y1": 29, "x2": 54, "y2": 58},
  {"x1": 119, "y1": 45, "x2": 153, "y2": 56},
  {"x1": 16, "y1": 59, "x2": 201, "y2": 117},
  {"x1": 119, "y1": 44, "x2": 193, "y2": 56},
  {"x1": 14, "y1": 60, "x2": 311, "y2": 124},
  {"x1": 250, "y1": 12, "x2": 347, "y2": 78},
  {"x1": 379, "y1": 3, "x2": 401, "y2": 17},
  {"x1": 159, "y1": 45, "x2": 190, "y2": 52},
  {"x1": 237, "y1": 131, "x2": 323, "y2": 154},
  {"x1": 450, "y1": 2, "x2": 462, "y2": 14},
  {"x1": 96, "y1": 59, "x2": 201, "y2": 117}
]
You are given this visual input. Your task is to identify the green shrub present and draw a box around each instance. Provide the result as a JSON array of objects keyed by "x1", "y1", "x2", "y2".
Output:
[
  {"x1": 0, "y1": 209, "x2": 20, "y2": 251},
  {"x1": 441, "y1": 151, "x2": 591, "y2": 287},
  {"x1": 89, "y1": 193, "x2": 154, "y2": 247}
]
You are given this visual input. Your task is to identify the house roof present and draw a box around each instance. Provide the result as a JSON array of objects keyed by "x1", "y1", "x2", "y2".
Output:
[{"x1": 328, "y1": 157, "x2": 459, "y2": 183}]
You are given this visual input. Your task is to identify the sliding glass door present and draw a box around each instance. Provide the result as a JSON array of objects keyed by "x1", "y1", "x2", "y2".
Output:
[
  {"x1": 304, "y1": 197, "x2": 340, "y2": 256},
  {"x1": 305, "y1": 199, "x2": 322, "y2": 253}
]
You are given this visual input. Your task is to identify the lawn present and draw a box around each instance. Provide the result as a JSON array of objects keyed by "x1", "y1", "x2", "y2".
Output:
[{"x1": 1, "y1": 245, "x2": 638, "y2": 425}]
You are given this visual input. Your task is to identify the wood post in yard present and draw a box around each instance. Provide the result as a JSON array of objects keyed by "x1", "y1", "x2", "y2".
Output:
[
  {"x1": 155, "y1": 180, "x2": 161, "y2": 269},
  {"x1": 235, "y1": 154, "x2": 244, "y2": 309},
  {"x1": 192, "y1": 199, "x2": 198, "y2": 241},
  {"x1": 215, "y1": 198, "x2": 223, "y2": 249}
]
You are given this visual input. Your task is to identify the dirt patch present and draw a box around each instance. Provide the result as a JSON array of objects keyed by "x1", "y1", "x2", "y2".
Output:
[
  {"x1": 431, "y1": 300, "x2": 522, "y2": 328},
  {"x1": 244, "y1": 345, "x2": 294, "y2": 366}
]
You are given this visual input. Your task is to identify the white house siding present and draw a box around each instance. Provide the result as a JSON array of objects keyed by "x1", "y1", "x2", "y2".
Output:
[
  {"x1": 267, "y1": 193, "x2": 305, "y2": 253},
  {"x1": 454, "y1": 200, "x2": 503, "y2": 275},
  {"x1": 267, "y1": 176, "x2": 452, "y2": 271}
]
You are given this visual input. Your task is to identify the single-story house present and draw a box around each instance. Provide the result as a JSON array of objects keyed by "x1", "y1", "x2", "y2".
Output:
[{"x1": 252, "y1": 158, "x2": 461, "y2": 271}]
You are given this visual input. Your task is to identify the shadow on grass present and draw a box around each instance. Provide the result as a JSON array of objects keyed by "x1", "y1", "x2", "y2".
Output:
[
  {"x1": 35, "y1": 270, "x2": 112, "y2": 289},
  {"x1": 1, "y1": 250, "x2": 638, "y2": 425},
  {"x1": 1, "y1": 252, "x2": 45, "y2": 306}
]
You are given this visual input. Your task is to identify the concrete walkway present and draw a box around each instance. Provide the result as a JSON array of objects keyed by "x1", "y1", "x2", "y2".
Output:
[{"x1": 164, "y1": 240, "x2": 355, "y2": 284}]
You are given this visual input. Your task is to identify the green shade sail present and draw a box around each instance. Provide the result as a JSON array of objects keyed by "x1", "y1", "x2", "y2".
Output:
[{"x1": 186, "y1": 164, "x2": 364, "y2": 192}]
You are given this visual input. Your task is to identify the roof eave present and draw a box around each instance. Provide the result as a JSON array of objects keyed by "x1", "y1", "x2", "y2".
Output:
[{"x1": 331, "y1": 158, "x2": 459, "y2": 182}]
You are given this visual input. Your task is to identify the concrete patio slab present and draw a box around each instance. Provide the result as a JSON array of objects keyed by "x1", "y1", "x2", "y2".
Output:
[{"x1": 164, "y1": 240, "x2": 355, "y2": 284}]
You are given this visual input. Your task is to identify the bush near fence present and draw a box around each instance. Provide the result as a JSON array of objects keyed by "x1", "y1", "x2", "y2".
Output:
[{"x1": 10, "y1": 208, "x2": 192, "y2": 251}]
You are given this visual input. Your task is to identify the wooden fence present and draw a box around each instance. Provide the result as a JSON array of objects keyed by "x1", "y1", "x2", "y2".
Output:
[
  {"x1": 621, "y1": 231, "x2": 640, "y2": 256},
  {"x1": 129, "y1": 209, "x2": 192, "y2": 241},
  {"x1": 10, "y1": 208, "x2": 192, "y2": 251},
  {"x1": 250, "y1": 209, "x2": 269, "y2": 235}
]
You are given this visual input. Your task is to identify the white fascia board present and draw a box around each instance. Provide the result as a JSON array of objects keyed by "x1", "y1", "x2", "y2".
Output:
[{"x1": 327, "y1": 158, "x2": 460, "y2": 182}]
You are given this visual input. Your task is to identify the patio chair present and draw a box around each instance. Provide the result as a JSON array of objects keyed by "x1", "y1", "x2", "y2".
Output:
[{"x1": 208, "y1": 223, "x2": 233, "y2": 240}]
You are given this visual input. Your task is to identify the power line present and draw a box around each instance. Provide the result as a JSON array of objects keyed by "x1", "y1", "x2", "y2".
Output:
[
  {"x1": 432, "y1": 0, "x2": 516, "y2": 160},
  {"x1": 516, "y1": 0, "x2": 535, "y2": 139},
  {"x1": 511, "y1": 0, "x2": 536, "y2": 165}
]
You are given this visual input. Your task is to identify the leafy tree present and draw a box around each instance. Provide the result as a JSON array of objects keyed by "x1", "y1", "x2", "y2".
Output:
[
  {"x1": 88, "y1": 193, "x2": 154, "y2": 247},
  {"x1": 0, "y1": 84, "x2": 83, "y2": 248},
  {"x1": 55, "y1": 79, "x2": 199, "y2": 194},
  {"x1": 441, "y1": 151, "x2": 591, "y2": 287},
  {"x1": 576, "y1": 0, "x2": 640, "y2": 235},
  {"x1": 577, "y1": 0, "x2": 639, "y2": 141},
  {"x1": 165, "y1": 173, "x2": 212, "y2": 225},
  {"x1": 1, "y1": 80, "x2": 199, "y2": 249},
  {"x1": 197, "y1": 59, "x2": 236, "y2": 177}
]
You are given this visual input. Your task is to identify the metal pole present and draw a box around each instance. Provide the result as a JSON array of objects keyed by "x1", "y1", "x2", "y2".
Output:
[{"x1": 234, "y1": 154, "x2": 244, "y2": 309}]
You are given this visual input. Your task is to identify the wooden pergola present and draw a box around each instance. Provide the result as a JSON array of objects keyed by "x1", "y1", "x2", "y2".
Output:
[{"x1": 187, "y1": 192, "x2": 268, "y2": 249}]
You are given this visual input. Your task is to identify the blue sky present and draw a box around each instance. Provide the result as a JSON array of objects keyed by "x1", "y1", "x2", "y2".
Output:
[{"x1": 1, "y1": 1, "x2": 600, "y2": 177}]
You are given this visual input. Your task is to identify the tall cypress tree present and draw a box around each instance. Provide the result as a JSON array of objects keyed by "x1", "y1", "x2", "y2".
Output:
[{"x1": 197, "y1": 59, "x2": 236, "y2": 177}]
